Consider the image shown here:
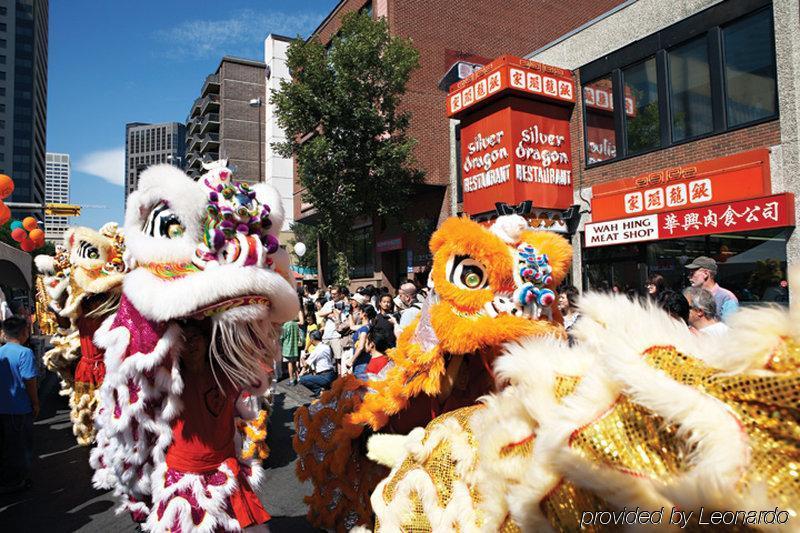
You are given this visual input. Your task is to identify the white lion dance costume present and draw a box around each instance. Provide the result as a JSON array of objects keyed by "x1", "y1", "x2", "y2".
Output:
[
  {"x1": 36, "y1": 223, "x2": 126, "y2": 445},
  {"x1": 89, "y1": 163, "x2": 298, "y2": 531},
  {"x1": 365, "y1": 237, "x2": 800, "y2": 531}
]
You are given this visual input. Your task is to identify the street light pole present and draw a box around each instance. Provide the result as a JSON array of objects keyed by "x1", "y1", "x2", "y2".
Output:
[{"x1": 249, "y1": 97, "x2": 263, "y2": 181}]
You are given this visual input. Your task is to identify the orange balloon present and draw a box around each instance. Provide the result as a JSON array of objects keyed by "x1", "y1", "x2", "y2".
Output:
[
  {"x1": 28, "y1": 228, "x2": 44, "y2": 242},
  {"x1": 22, "y1": 216, "x2": 38, "y2": 231},
  {"x1": 11, "y1": 227, "x2": 26, "y2": 242},
  {"x1": 0, "y1": 174, "x2": 12, "y2": 200},
  {"x1": 20, "y1": 238, "x2": 34, "y2": 252},
  {"x1": 0, "y1": 201, "x2": 9, "y2": 225}
]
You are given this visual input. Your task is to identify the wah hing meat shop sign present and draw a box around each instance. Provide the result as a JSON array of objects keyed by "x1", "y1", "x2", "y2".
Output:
[
  {"x1": 584, "y1": 193, "x2": 795, "y2": 248},
  {"x1": 449, "y1": 56, "x2": 576, "y2": 216}
]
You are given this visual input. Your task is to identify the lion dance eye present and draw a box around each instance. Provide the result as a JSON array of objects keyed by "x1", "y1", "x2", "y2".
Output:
[
  {"x1": 167, "y1": 223, "x2": 184, "y2": 238},
  {"x1": 447, "y1": 255, "x2": 489, "y2": 290},
  {"x1": 88, "y1": 249, "x2": 99, "y2": 259}
]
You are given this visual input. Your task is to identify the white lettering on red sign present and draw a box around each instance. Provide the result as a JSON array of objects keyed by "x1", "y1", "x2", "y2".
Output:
[
  {"x1": 463, "y1": 130, "x2": 509, "y2": 173},
  {"x1": 514, "y1": 123, "x2": 572, "y2": 186},
  {"x1": 463, "y1": 164, "x2": 511, "y2": 193},
  {"x1": 628, "y1": 179, "x2": 715, "y2": 215}
]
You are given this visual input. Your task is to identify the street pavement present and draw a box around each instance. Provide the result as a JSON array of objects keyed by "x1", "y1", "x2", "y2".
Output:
[{"x1": 0, "y1": 373, "x2": 320, "y2": 532}]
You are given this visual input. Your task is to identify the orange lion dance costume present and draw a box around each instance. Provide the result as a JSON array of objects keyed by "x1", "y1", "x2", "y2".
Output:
[{"x1": 293, "y1": 214, "x2": 572, "y2": 530}]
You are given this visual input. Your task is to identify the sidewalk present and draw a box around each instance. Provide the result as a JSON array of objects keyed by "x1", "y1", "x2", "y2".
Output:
[{"x1": 0, "y1": 373, "x2": 319, "y2": 532}]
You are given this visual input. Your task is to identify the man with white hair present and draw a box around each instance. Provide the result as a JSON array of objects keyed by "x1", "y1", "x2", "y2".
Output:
[
  {"x1": 684, "y1": 286, "x2": 729, "y2": 338},
  {"x1": 686, "y1": 256, "x2": 738, "y2": 321},
  {"x1": 395, "y1": 282, "x2": 421, "y2": 336}
]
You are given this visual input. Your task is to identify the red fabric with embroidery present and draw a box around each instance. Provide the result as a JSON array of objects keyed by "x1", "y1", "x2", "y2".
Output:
[
  {"x1": 166, "y1": 361, "x2": 270, "y2": 527},
  {"x1": 74, "y1": 316, "x2": 106, "y2": 385}
]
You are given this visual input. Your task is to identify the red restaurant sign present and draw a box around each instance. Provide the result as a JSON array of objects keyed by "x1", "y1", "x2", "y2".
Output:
[
  {"x1": 447, "y1": 55, "x2": 575, "y2": 118},
  {"x1": 451, "y1": 55, "x2": 576, "y2": 216},
  {"x1": 584, "y1": 193, "x2": 795, "y2": 248},
  {"x1": 591, "y1": 149, "x2": 772, "y2": 222}
]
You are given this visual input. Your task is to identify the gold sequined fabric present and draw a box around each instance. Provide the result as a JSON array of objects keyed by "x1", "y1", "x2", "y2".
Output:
[
  {"x1": 554, "y1": 374, "x2": 581, "y2": 401},
  {"x1": 644, "y1": 346, "x2": 800, "y2": 520},
  {"x1": 379, "y1": 405, "x2": 484, "y2": 532},
  {"x1": 570, "y1": 395, "x2": 687, "y2": 482},
  {"x1": 767, "y1": 338, "x2": 800, "y2": 372},
  {"x1": 540, "y1": 479, "x2": 613, "y2": 532}
]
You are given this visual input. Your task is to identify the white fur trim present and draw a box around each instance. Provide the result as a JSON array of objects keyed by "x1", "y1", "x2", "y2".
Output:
[
  {"x1": 122, "y1": 261, "x2": 299, "y2": 324},
  {"x1": 124, "y1": 164, "x2": 207, "y2": 264},
  {"x1": 145, "y1": 461, "x2": 241, "y2": 533},
  {"x1": 367, "y1": 433, "x2": 411, "y2": 468}
]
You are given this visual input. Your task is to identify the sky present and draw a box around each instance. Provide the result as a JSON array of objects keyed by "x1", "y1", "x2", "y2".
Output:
[{"x1": 48, "y1": 0, "x2": 339, "y2": 229}]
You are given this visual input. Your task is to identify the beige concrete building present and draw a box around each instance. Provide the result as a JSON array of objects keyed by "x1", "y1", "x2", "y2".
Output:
[{"x1": 185, "y1": 56, "x2": 266, "y2": 183}]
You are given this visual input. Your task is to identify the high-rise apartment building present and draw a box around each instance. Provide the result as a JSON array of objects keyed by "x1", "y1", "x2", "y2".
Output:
[
  {"x1": 124, "y1": 121, "x2": 186, "y2": 204},
  {"x1": 185, "y1": 56, "x2": 265, "y2": 182},
  {"x1": 263, "y1": 34, "x2": 293, "y2": 234},
  {"x1": 44, "y1": 151, "x2": 69, "y2": 243},
  {"x1": 0, "y1": 0, "x2": 48, "y2": 219}
]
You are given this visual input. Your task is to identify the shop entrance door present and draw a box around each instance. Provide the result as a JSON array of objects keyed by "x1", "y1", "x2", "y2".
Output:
[{"x1": 583, "y1": 243, "x2": 648, "y2": 294}]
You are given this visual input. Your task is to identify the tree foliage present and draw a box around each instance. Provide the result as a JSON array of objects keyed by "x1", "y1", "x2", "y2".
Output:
[{"x1": 272, "y1": 12, "x2": 424, "y2": 282}]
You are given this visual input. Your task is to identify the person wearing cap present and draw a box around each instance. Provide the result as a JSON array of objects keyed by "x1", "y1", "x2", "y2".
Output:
[{"x1": 686, "y1": 256, "x2": 738, "y2": 322}]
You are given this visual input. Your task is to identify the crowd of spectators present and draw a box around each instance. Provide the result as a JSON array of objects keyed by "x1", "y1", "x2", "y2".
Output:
[{"x1": 279, "y1": 281, "x2": 427, "y2": 397}]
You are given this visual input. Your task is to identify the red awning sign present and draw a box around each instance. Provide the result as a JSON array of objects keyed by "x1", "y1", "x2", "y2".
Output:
[{"x1": 584, "y1": 193, "x2": 795, "y2": 248}]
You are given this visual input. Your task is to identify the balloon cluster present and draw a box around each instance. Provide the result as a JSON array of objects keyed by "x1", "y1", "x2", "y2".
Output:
[
  {"x1": 0, "y1": 174, "x2": 12, "y2": 225},
  {"x1": 10, "y1": 217, "x2": 45, "y2": 252},
  {"x1": 517, "y1": 243, "x2": 556, "y2": 307},
  {"x1": 0, "y1": 173, "x2": 46, "y2": 252}
]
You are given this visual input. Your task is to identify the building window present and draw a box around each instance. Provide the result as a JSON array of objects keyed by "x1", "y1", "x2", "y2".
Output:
[
  {"x1": 723, "y1": 8, "x2": 777, "y2": 127},
  {"x1": 668, "y1": 36, "x2": 712, "y2": 142},
  {"x1": 581, "y1": 3, "x2": 777, "y2": 167},
  {"x1": 583, "y1": 76, "x2": 617, "y2": 164},
  {"x1": 623, "y1": 58, "x2": 660, "y2": 155}
]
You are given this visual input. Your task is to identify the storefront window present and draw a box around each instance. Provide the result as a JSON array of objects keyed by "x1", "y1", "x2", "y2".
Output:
[
  {"x1": 723, "y1": 8, "x2": 777, "y2": 127},
  {"x1": 583, "y1": 76, "x2": 616, "y2": 164},
  {"x1": 580, "y1": 3, "x2": 777, "y2": 167},
  {"x1": 669, "y1": 36, "x2": 712, "y2": 142},
  {"x1": 623, "y1": 58, "x2": 660, "y2": 155},
  {"x1": 347, "y1": 226, "x2": 374, "y2": 279},
  {"x1": 583, "y1": 228, "x2": 790, "y2": 305}
]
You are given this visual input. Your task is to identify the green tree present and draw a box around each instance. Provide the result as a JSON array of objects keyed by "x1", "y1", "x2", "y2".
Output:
[
  {"x1": 272, "y1": 11, "x2": 424, "y2": 286},
  {"x1": 288, "y1": 221, "x2": 318, "y2": 271}
]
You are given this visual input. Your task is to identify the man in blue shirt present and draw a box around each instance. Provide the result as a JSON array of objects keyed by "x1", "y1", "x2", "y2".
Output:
[
  {"x1": 686, "y1": 256, "x2": 739, "y2": 322},
  {"x1": 0, "y1": 316, "x2": 39, "y2": 493}
]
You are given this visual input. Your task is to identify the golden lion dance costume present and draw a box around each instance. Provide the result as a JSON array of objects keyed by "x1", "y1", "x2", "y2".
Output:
[
  {"x1": 89, "y1": 162, "x2": 298, "y2": 531},
  {"x1": 36, "y1": 223, "x2": 126, "y2": 445},
  {"x1": 294, "y1": 215, "x2": 573, "y2": 530},
  {"x1": 370, "y1": 279, "x2": 800, "y2": 531}
]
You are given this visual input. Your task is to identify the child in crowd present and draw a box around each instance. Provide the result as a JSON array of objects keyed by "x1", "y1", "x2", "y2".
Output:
[{"x1": 0, "y1": 316, "x2": 38, "y2": 494}]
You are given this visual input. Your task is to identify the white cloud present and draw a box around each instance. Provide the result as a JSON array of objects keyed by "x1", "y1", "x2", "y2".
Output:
[
  {"x1": 76, "y1": 147, "x2": 125, "y2": 186},
  {"x1": 154, "y1": 9, "x2": 324, "y2": 60}
]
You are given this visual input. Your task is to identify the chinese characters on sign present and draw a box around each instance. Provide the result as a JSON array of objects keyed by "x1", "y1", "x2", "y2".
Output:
[
  {"x1": 585, "y1": 193, "x2": 795, "y2": 248},
  {"x1": 624, "y1": 178, "x2": 713, "y2": 214},
  {"x1": 447, "y1": 55, "x2": 575, "y2": 117},
  {"x1": 590, "y1": 150, "x2": 772, "y2": 222}
]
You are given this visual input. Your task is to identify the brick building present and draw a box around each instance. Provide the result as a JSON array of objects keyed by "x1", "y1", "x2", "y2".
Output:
[
  {"x1": 186, "y1": 56, "x2": 266, "y2": 183},
  {"x1": 450, "y1": 0, "x2": 799, "y2": 303},
  {"x1": 297, "y1": 0, "x2": 625, "y2": 290}
]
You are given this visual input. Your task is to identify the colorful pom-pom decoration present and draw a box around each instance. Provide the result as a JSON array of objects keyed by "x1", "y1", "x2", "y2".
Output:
[
  {"x1": 22, "y1": 216, "x2": 38, "y2": 231},
  {"x1": 20, "y1": 237, "x2": 34, "y2": 252},
  {"x1": 0, "y1": 174, "x2": 13, "y2": 200},
  {"x1": 10, "y1": 220, "x2": 23, "y2": 231},
  {"x1": 11, "y1": 227, "x2": 27, "y2": 242}
]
